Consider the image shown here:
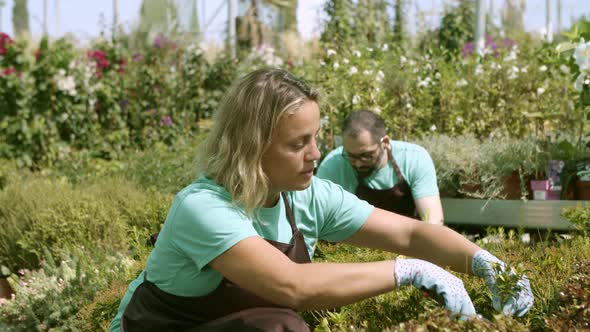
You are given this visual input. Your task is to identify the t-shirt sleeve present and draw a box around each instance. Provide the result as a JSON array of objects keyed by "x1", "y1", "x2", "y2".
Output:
[
  {"x1": 169, "y1": 193, "x2": 259, "y2": 270},
  {"x1": 313, "y1": 177, "x2": 374, "y2": 242},
  {"x1": 408, "y1": 147, "x2": 440, "y2": 199}
]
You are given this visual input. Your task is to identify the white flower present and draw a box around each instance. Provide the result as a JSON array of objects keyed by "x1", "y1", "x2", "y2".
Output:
[
  {"x1": 376, "y1": 70, "x2": 385, "y2": 82},
  {"x1": 521, "y1": 66, "x2": 528, "y2": 73},
  {"x1": 429, "y1": 124, "x2": 437, "y2": 131},
  {"x1": 343, "y1": 58, "x2": 349, "y2": 64},
  {"x1": 363, "y1": 69, "x2": 373, "y2": 76},
  {"x1": 352, "y1": 50, "x2": 361, "y2": 57},
  {"x1": 560, "y1": 64, "x2": 570, "y2": 74},
  {"x1": 475, "y1": 64, "x2": 484, "y2": 76},
  {"x1": 406, "y1": 103, "x2": 412, "y2": 109},
  {"x1": 573, "y1": 38, "x2": 590, "y2": 72},
  {"x1": 55, "y1": 75, "x2": 77, "y2": 96},
  {"x1": 409, "y1": 59, "x2": 417, "y2": 66},
  {"x1": 375, "y1": 87, "x2": 381, "y2": 93},
  {"x1": 456, "y1": 78, "x2": 468, "y2": 87},
  {"x1": 490, "y1": 62, "x2": 502, "y2": 70},
  {"x1": 327, "y1": 49, "x2": 337, "y2": 56},
  {"x1": 373, "y1": 107, "x2": 381, "y2": 114},
  {"x1": 456, "y1": 116, "x2": 464, "y2": 123},
  {"x1": 58, "y1": 68, "x2": 66, "y2": 76},
  {"x1": 349, "y1": 66, "x2": 358, "y2": 75},
  {"x1": 504, "y1": 47, "x2": 518, "y2": 62},
  {"x1": 333, "y1": 62, "x2": 340, "y2": 69},
  {"x1": 575, "y1": 73, "x2": 588, "y2": 91},
  {"x1": 366, "y1": 47, "x2": 374, "y2": 52},
  {"x1": 537, "y1": 87, "x2": 546, "y2": 95},
  {"x1": 435, "y1": 72, "x2": 441, "y2": 80},
  {"x1": 539, "y1": 65, "x2": 548, "y2": 72},
  {"x1": 417, "y1": 77, "x2": 431, "y2": 88},
  {"x1": 320, "y1": 60, "x2": 326, "y2": 66},
  {"x1": 382, "y1": 44, "x2": 389, "y2": 51},
  {"x1": 400, "y1": 55, "x2": 407, "y2": 64},
  {"x1": 508, "y1": 66, "x2": 520, "y2": 79},
  {"x1": 352, "y1": 95, "x2": 361, "y2": 104}
]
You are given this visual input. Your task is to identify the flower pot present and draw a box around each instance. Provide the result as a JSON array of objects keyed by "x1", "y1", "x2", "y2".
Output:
[
  {"x1": 500, "y1": 172, "x2": 530, "y2": 200},
  {"x1": 0, "y1": 276, "x2": 13, "y2": 299},
  {"x1": 574, "y1": 180, "x2": 590, "y2": 200},
  {"x1": 530, "y1": 180, "x2": 560, "y2": 200}
]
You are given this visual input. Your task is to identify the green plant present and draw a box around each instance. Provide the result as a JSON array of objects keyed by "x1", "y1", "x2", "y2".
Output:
[
  {"x1": 0, "y1": 174, "x2": 170, "y2": 272},
  {"x1": 562, "y1": 203, "x2": 590, "y2": 235},
  {"x1": 0, "y1": 246, "x2": 133, "y2": 331}
]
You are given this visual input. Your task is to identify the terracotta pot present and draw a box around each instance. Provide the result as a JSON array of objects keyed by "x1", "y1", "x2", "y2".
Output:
[
  {"x1": 500, "y1": 172, "x2": 530, "y2": 200},
  {"x1": 575, "y1": 180, "x2": 590, "y2": 200},
  {"x1": 0, "y1": 276, "x2": 13, "y2": 299}
]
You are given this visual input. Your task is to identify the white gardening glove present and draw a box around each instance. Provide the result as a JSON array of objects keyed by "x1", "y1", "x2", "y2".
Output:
[
  {"x1": 395, "y1": 258, "x2": 476, "y2": 318},
  {"x1": 472, "y1": 249, "x2": 534, "y2": 317}
]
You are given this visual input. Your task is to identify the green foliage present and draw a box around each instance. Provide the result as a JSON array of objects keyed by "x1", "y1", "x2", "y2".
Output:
[
  {"x1": 0, "y1": 246, "x2": 133, "y2": 331},
  {"x1": 417, "y1": 135, "x2": 546, "y2": 199},
  {"x1": 562, "y1": 203, "x2": 590, "y2": 234},
  {"x1": 303, "y1": 231, "x2": 590, "y2": 331},
  {"x1": 11, "y1": 0, "x2": 29, "y2": 37},
  {"x1": 436, "y1": 0, "x2": 475, "y2": 56},
  {"x1": 321, "y1": 0, "x2": 356, "y2": 48},
  {"x1": 0, "y1": 174, "x2": 170, "y2": 272}
]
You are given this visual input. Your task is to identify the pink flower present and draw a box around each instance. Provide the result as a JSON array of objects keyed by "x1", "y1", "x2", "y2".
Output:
[{"x1": 160, "y1": 115, "x2": 172, "y2": 126}]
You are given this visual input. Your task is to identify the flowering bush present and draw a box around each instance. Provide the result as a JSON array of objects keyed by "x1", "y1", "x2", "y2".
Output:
[
  {"x1": 0, "y1": 247, "x2": 133, "y2": 331},
  {"x1": 0, "y1": 32, "x2": 232, "y2": 167}
]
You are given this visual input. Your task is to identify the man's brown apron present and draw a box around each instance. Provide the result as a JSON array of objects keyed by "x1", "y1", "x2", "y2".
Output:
[
  {"x1": 121, "y1": 193, "x2": 311, "y2": 332},
  {"x1": 355, "y1": 148, "x2": 417, "y2": 218}
]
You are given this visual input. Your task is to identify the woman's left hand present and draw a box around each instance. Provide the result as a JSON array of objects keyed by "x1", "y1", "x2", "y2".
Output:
[{"x1": 472, "y1": 250, "x2": 534, "y2": 317}]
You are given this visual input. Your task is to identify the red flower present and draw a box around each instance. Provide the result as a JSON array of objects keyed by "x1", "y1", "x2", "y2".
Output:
[
  {"x1": 1, "y1": 67, "x2": 17, "y2": 76},
  {"x1": 0, "y1": 33, "x2": 13, "y2": 46},
  {"x1": 87, "y1": 50, "x2": 109, "y2": 69}
]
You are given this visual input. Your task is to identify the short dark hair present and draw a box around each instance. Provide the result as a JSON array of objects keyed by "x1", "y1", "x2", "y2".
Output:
[{"x1": 342, "y1": 110, "x2": 386, "y2": 144}]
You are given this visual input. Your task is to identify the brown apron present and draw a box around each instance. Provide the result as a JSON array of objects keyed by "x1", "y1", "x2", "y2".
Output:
[
  {"x1": 121, "y1": 193, "x2": 311, "y2": 332},
  {"x1": 355, "y1": 148, "x2": 417, "y2": 218}
]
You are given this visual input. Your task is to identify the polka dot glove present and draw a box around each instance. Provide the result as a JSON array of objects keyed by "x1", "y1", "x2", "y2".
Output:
[
  {"x1": 471, "y1": 250, "x2": 534, "y2": 317},
  {"x1": 394, "y1": 258, "x2": 476, "y2": 318}
]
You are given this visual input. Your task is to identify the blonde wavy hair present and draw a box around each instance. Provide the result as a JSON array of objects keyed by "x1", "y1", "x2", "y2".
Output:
[{"x1": 196, "y1": 68, "x2": 320, "y2": 214}]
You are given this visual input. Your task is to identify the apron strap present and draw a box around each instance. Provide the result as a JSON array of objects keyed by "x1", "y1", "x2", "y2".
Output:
[
  {"x1": 281, "y1": 192, "x2": 298, "y2": 236},
  {"x1": 387, "y1": 147, "x2": 406, "y2": 184}
]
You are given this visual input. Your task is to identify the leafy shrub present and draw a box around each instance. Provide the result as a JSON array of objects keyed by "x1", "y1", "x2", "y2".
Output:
[
  {"x1": 0, "y1": 246, "x2": 133, "y2": 331},
  {"x1": 0, "y1": 174, "x2": 170, "y2": 272},
  {"x1": 562, "y1": 203, "x2": 590, "y2": 234},
  {"x1": 544, "y1": 261, "x2": 590, "y2": 330}
]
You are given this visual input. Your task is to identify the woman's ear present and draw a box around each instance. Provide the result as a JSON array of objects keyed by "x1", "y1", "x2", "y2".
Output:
[{"x1": 381, "y1": 135, "x2": 390, "y2": 147}]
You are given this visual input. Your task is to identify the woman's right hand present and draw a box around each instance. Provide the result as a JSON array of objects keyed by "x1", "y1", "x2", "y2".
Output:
[{"x1": 394, "y1": 258, "x2": 476, "y2": 318}]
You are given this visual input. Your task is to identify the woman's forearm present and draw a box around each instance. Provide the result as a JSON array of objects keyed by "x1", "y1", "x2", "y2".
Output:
[
  {"x1": 288, "y1": 260, "x2": 396, "y2": 310},
  {"x1": 404, "y1": 224, "x2": 480, "y2": 274}
]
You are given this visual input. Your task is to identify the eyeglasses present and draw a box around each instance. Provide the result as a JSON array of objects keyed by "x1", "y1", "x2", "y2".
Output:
[{"x1": 342, "y1": 144, "x2": 382, "y2": 163}]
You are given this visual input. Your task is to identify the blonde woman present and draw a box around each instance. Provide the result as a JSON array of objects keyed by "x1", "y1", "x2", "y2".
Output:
[{"x1": 110, "y1": 68, "x2": 533, "y2": 332}]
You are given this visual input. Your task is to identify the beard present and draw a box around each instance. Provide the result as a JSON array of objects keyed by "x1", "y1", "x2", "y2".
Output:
[
  {"x1": 354, "y1": 149, "x2": 385, "y2": 179},
  {"x1": 354, "y1": 165, "x2": 378, "y2": 179}
]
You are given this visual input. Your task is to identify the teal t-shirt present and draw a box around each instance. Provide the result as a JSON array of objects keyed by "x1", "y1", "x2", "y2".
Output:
[
  {"x1": 316, "y1": 141, "x2": 439, "y2": 199},
  {"x1": 109, "y1": 176, "x2": 373, "y2": 331}
]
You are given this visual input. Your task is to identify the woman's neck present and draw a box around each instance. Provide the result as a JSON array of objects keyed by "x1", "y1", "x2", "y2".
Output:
[{"x1": 264, "y1": 192, "x2": 280, "y2": 207}]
